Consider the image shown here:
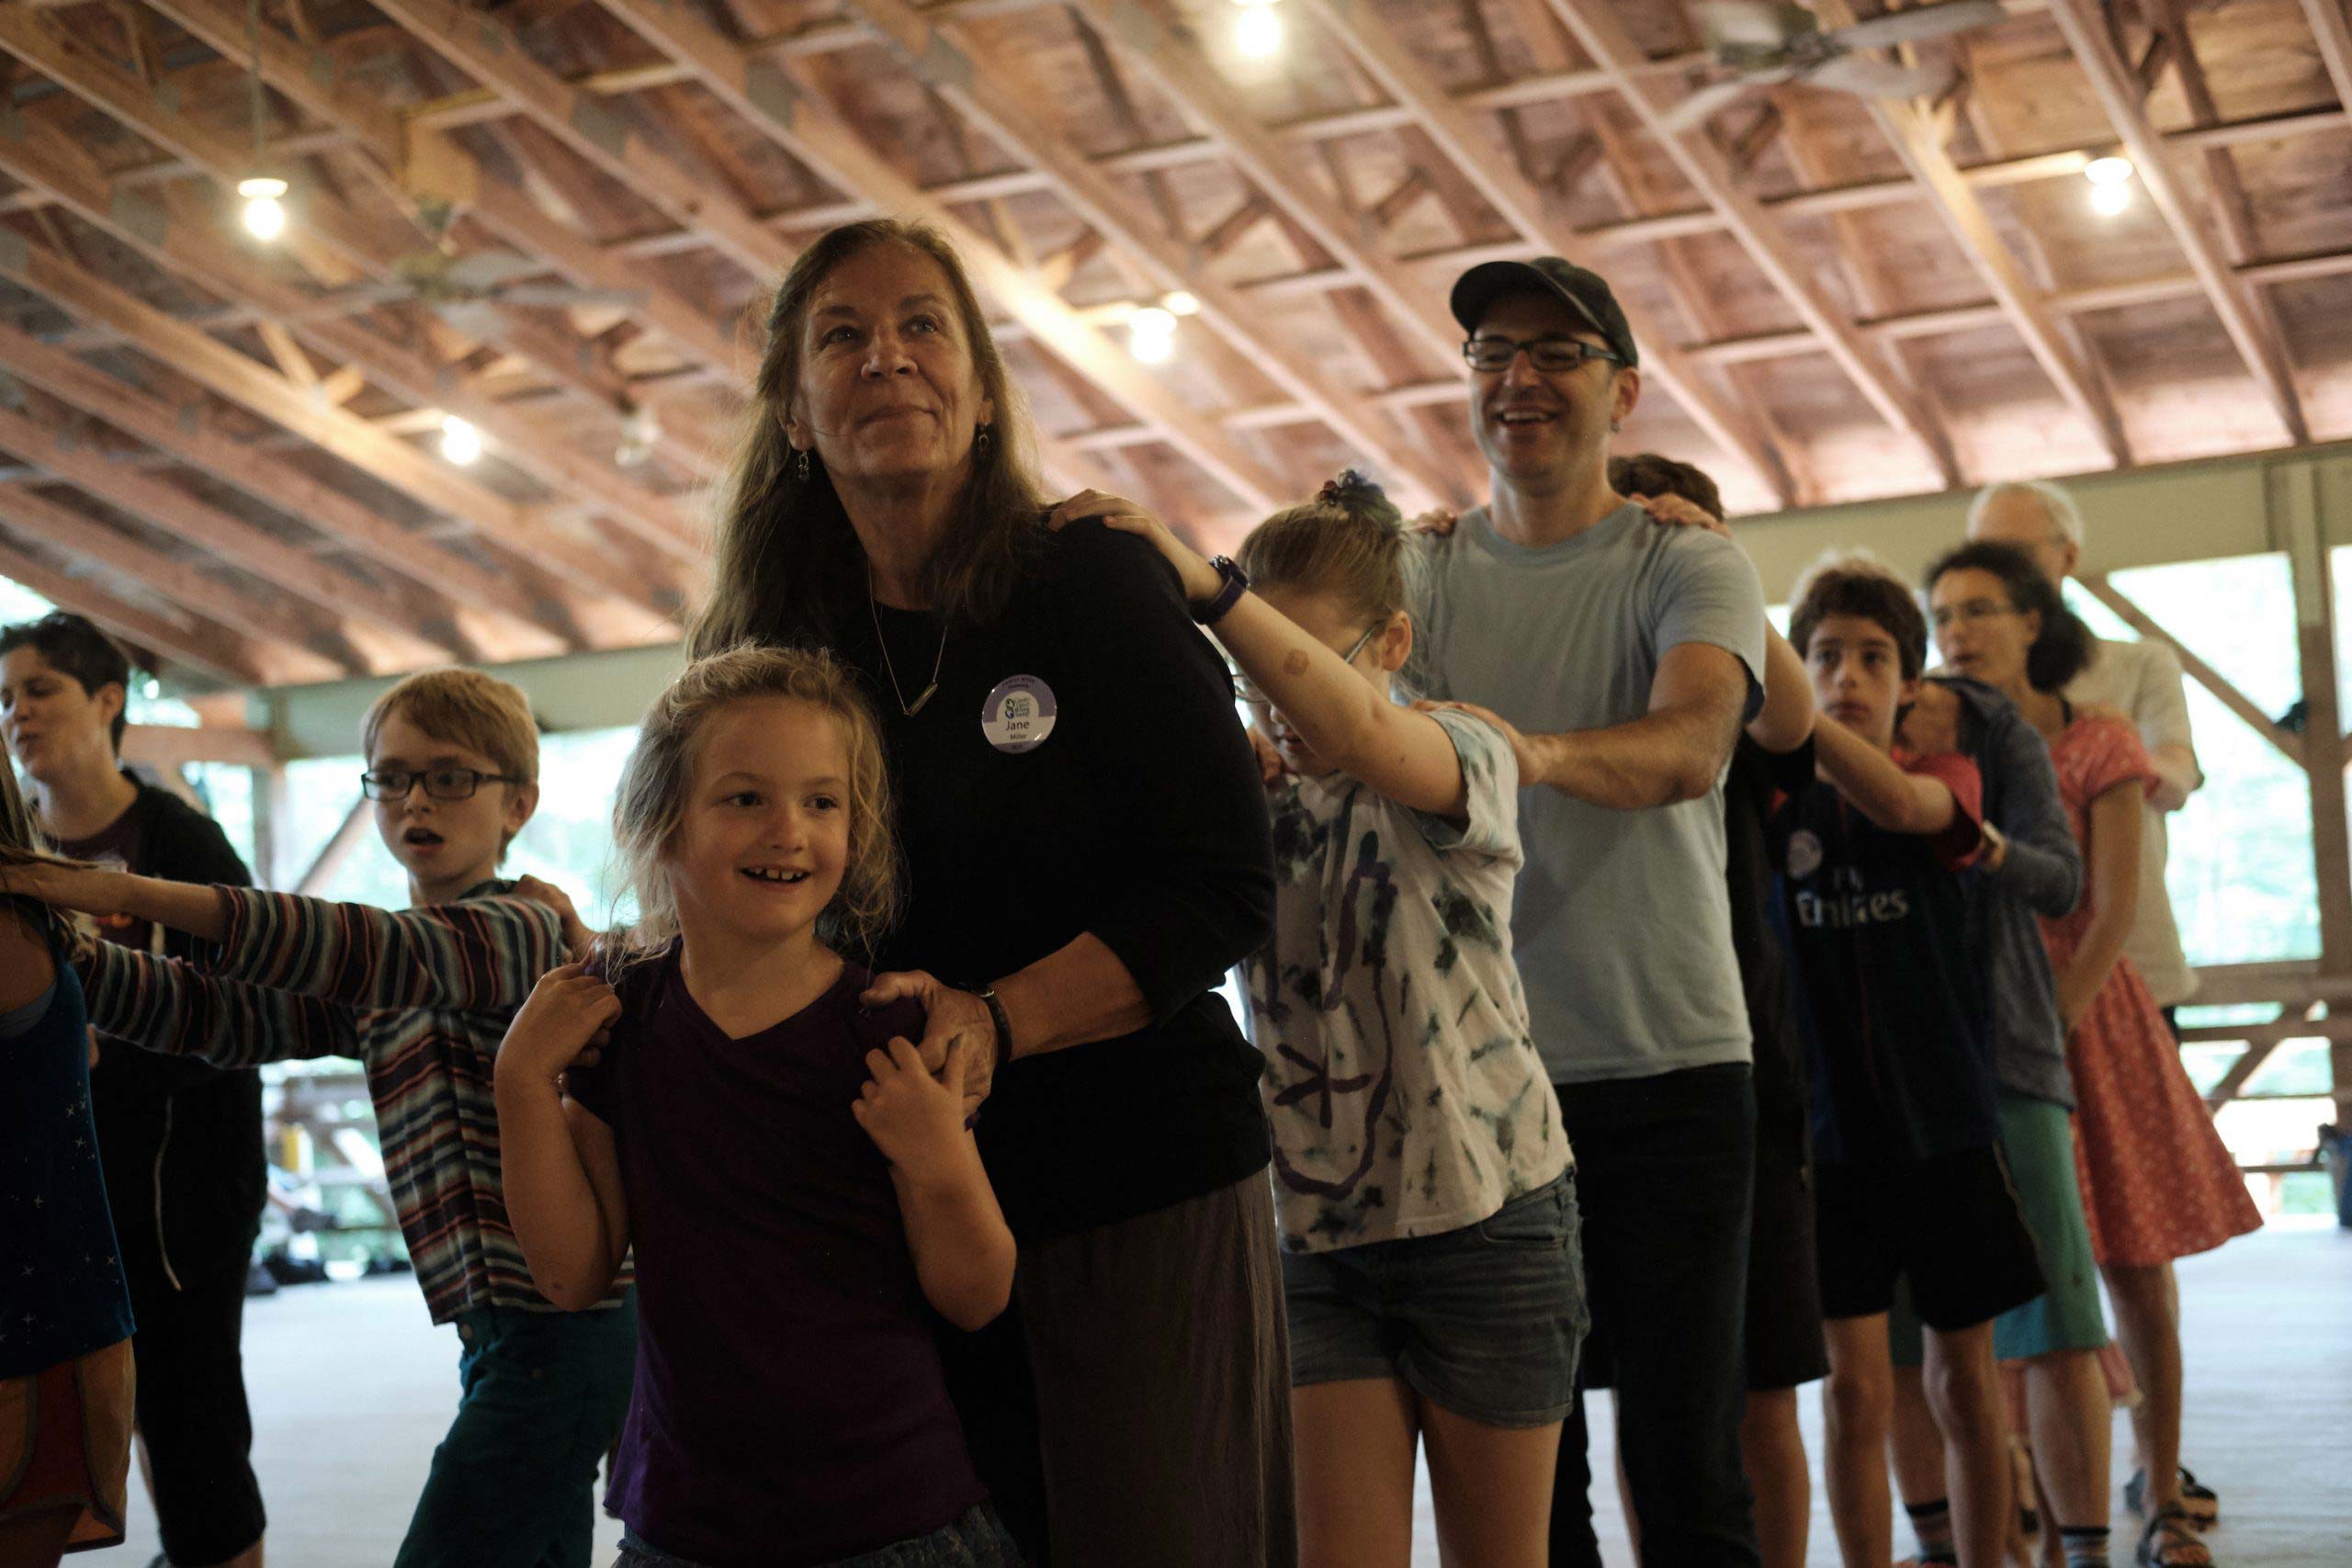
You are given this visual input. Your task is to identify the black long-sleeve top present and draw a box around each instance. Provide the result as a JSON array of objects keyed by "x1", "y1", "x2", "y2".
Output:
[{"x1": 835, "y1": 520, "x2": 1275, "y2": 1240}]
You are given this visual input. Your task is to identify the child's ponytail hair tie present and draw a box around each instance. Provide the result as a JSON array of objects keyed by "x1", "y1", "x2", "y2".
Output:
[{"x1": 1316, "y1": 468, "x2": 1396, "y2": 525}]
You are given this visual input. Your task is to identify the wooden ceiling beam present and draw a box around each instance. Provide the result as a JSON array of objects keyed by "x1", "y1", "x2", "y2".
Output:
[
  {"x1": 0, "y1": 533, "x2": 273, "y2": 687},
  {"x1": 576, "y1": 0, "x2": 1285, "y2": 512},
  {"x1": 365, "y1": 0, "x2": 794, "y2": 282},
  {"x1": 0, "y1": 481, "x2": 350, "y2": 682},
  {"x1": 0, "y1": 311, "x2": 568, "y2": 661},
  {"x1": 0, "y1": 114, "x2": 674, "y2": 637},
  {"x1": 587, "y1": 103, "x2": 2350, "y2": 265},
  {"x1": 2045, "y1": 0, "x2": 2309, "y2": 444},
  {"x1": 2305, "y1": 0, "x2": 2352, "y2": 110},
  {"x1": 1285, "y1": 0, "x2": 1794, "y2": 505},
  {"x1": 0, "y1": 395, "x2": 454, "y2": 671},
  {"x1": 1544, "y1": 0, "x2": 1954, "y2": 486},
  {"x1": 1809, "y1": 1, "x2": 2126, "y2": 467},
  {"x1": 836, "y1": 0, "x2": 1462, "y2": 508},
  {"x1": 0, "y1": 6, "x2": 706, "y2": 564},
  {"x1": 146, "y1": 0, "x2": 744, "y2": 472}
]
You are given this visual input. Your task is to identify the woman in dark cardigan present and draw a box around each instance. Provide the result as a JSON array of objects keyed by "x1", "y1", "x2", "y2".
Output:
[{"x1": 691, "y1": 218, "x2": 1292, "y2": 1567}]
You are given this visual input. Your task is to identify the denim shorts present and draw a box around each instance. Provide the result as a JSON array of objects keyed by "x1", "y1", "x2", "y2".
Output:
[
  {"x1": 614, "y1": 1503, "x2": 1022, "y2": 1567},
  {"x1": 1281, "y1": 1170, "x2": 1586, "y2": 1428}
]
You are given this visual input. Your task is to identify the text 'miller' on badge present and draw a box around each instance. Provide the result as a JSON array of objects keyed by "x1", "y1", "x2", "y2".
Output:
[{"x1": 981, "y1": 674, "x2": 1057, "y2": 754}]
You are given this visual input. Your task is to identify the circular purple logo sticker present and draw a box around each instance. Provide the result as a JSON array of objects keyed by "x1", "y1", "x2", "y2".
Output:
[{"x1": 981, "y1": 674, "x2": 1057, "y2": 753}]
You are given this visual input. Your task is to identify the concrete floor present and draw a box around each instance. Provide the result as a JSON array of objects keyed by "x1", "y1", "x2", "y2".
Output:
[{"x1": 94, "y1": 1223, "x2": 2349, "y2": 1566}]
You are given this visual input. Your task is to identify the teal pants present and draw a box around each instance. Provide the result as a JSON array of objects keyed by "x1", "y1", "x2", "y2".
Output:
[{"x1": 392, "y1": 1292, "x2": 639, "y2": 1568}]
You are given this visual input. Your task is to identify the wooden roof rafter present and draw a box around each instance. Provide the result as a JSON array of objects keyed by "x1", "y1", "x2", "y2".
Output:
[
  {"x1": 361, "y1": 0, "x2": 1267, "y2": 513},
  {"x1": 0, "y1": 386, "x2": 449, "y2": 671},
  {"x1": 0, "y1": 478, "x2": 347, "y2": 683},
  {"x1": 0, "y1": 528, "x2": 280, "y2": 686},
  {"x1": 469, "y1": 0, "x2": 1298, "y2": 514},
  {"x1": 140, "y1": 0, "x2": 745, "y2": 476},
  {"x1": 1808, "y1": 0, "x2": 2127, "y2": 468},
  {"x1": 0, "y1": 109, "x2": 674, "y2": 648},
  {"x1": 1544, "y1": 0, "x2": 1958, "y2": 488},
  {"x1": 835, "y1": 0, "x2": 1467, "y2": 510},
  {"x1": 0, "y1": 305, "x2": 570, "y2": 661},
  {"x1": 2043, "y1": 0, "x2": 2310, "y2": 445},
  {"x1": 1287, "y1": 0, "x2": 1798, "y2": 505},
  {"x1": 0, "y1": 5, "x2": 711, "y2": 565}
]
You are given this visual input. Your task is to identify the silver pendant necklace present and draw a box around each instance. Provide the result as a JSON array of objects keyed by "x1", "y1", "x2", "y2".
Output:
[{"x1": 867, "y1": 570, "x2": 946, "y2": 716}]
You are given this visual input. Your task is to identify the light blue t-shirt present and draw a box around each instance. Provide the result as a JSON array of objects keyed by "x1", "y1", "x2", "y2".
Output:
[{"x1": 1407, "y1": 502, "x2": 1768, "y2": 1084}]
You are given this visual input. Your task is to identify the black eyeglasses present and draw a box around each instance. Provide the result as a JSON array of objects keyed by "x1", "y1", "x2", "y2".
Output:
[
  {"x1": 359, "y1": 767, "x2": 525, "y2": 802},
  {"x1": 1462, "y1": 335, "x2": 1625, "y2": 374}
]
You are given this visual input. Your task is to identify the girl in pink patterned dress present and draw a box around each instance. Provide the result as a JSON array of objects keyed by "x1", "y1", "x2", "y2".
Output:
[{"x1": 1928, "y1": 541, "x2": 2257, "y2": 1568}]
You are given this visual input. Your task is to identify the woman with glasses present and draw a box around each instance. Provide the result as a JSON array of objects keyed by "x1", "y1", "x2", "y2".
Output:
[
  {"x1": 690, "y1": 218, "x2": 1289, "y2": 1565},
  {"x1": 1061, "y1": 469, "x2": 1581, "y2": 1568},
  {"x1": 1923, "y1": 543, "x2": 2256, "y2": 1568}
]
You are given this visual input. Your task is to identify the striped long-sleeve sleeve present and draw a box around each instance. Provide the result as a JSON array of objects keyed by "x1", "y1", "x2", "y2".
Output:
[
  {"x1": 82, "y1": 941, "x2": 361, "y2": 1068},
  {"x1": 201, "y1": 888, "x2": 567, "y2": 1015}
]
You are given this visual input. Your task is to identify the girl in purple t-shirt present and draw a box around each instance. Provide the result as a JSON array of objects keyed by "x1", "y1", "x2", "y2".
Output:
[{"x1": 494, "y1": 646, "x2": 1020, "y2": 1568}]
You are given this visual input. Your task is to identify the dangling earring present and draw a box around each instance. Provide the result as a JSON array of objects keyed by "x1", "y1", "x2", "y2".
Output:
[
  {"x1": 794, "y1": 446, "x2": 810, "y2": 483},
  {"x1": 1609, "y1": 419, "x2": 1623, "y2": 434},
  {"x1": 974, "y1": 423, "x2": 994, "y2": 462}
]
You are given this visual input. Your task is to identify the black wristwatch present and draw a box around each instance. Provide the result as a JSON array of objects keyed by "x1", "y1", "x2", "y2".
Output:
[
  {"x1": 975, "y1": 985, "x2": 1014, "y2": 1071},
  {"x1": 1193, "y1": 555, "x2": 1250, "y2": 626}
]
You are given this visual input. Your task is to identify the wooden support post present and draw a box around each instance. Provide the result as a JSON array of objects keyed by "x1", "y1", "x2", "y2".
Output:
[{"x1": 2283, "y1": 463, "x2": 2352, "y2": 1131}]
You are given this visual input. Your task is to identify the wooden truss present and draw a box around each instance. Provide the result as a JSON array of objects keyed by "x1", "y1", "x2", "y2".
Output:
[{"x1": 0, "y1": 0, "x2": 2343, "y2": 686}]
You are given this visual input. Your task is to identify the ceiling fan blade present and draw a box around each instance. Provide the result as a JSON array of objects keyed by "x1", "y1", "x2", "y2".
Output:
[
  {"x1": 443, "y1": 252, "x2": 549, "y2": 291},
  {"x1": 1656, "y1": 76, "x2": 1765, "y2": 136},
  {"x1": 494, "y1": 285, "x2": 649, "y2": 309},
  {"x1": 1830, "y1": 0, "x2": 2007, "y2": 53},
  {"x1": 1698, "y1": 1, "x2": 1811, "y2": 51},
  {"x1": 302, "y1": 282, "x2": 411, "y2": 312},
  {"x1": 1806, "y1": 53, "x2": 1958, "y2": 102}
]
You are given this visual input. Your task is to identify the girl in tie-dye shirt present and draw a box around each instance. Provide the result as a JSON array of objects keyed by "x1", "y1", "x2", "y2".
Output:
[{"x1": 1092, "y1": 470, "x2": 1578, "y2": 1566}]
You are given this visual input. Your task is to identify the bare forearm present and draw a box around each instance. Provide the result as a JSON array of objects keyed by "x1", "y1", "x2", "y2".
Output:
[
  {"x1": 2055, "y1": 911, "x2": 2134, "y2": 1028},
  {"x1": 893, "y1": 1151, "x2": 1016, "y2": 1331},
  {"x1": 1213, "y1": 594, "x2": 1386, "y2": 765},
  {"x1": 1525, "y1": 706, "x2": 1736, "y2": 809},
  {"x1": 107, "y1": 871, "x2": 231, "y2": 942},
  {"x1": 994, "y1": 932, "x2": 1151, "y2": 1058},
  {"x1": 493, "y1": 1074, "x2": 621, "y2": 1310},
  {"x1": 2149, "y1": 744, "x2": 2199, "y2": 812},
  {"x1": 1810, "y1": 716, "x2": 1955, "y2": 835},
  {"x1": 1747, "y1": 626, "x2": 1815, "y2": 753}
]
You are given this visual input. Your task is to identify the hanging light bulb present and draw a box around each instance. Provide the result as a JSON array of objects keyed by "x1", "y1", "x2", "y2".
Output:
[
  {"x1": 238, "y1": 175, "x2": 288, "y2": 241},
  {"x1": 2084, "y1": 154, "x2": 2134, "y2": 216},
  {"x1": 1233, "y1": 0, "x2": 1283, "y2": 58},
  {"x1": 1127, "y1": 305, "x2": 1178, "y2": 365},
  {"x1": 616, "y1": 402, "x2": 662, "y2": 468},
  {"x1": 236, "y1": 0, "x2": 289, "y2": 243},
  {"x1": 1161, "y1": 290, "x2": 1202, "y2": 317},
  {"x1": 440, "y1": 415, "x2": 482, "y2": 466}
]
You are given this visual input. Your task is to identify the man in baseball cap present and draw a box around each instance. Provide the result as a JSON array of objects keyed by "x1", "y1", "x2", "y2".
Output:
[{"x1": 1403, "y1": 257, "x2": 1769, "y2": 1565}]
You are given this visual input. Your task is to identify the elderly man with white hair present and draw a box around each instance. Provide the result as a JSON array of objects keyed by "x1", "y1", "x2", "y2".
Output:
[
  {"x1": 1967, "y1": 479, "x2": 2203, "y2": 998},
  {"x1": 1964, "y1": 477, "x2": 2222, "y2": 1540}
]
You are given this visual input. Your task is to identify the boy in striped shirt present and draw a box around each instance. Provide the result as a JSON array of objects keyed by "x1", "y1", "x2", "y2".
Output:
[{"x1": 6, "y1": 669, "x2": 636, "y2": 1568}]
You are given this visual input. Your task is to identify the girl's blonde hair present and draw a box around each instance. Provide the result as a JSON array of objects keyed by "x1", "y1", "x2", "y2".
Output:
[
  {"x1": 1, "y1": 760, "x2": 82, "y2": 954},
  {"x1": 607, "y1": 645, "x2": 899, "y2": 979},
  {"x1": 1235, "y1": 468, "x2": 1408, "y2": 626}
]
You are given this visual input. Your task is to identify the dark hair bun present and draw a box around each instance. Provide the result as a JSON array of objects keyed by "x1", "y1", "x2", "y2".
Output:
[{"x1": 1316, "y1": 468, "x2": 1399, "y2": 525}]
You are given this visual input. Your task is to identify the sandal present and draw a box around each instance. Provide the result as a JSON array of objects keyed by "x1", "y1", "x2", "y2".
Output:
[
  {"x1": 2126, "y1": 1467, "x2": 2220, "y2": 1527},
  {"x1": 2136, "y1": 1505, "x2": 2212, "y2": 1567}
]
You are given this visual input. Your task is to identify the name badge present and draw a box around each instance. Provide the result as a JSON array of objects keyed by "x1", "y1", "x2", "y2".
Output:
[
  {"x1": 981, "y1": 675, "x2": 1057, "y2": 753},
  {"x1": 1786, "y1": 829, "x2": 1824, "y2": 881}
]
